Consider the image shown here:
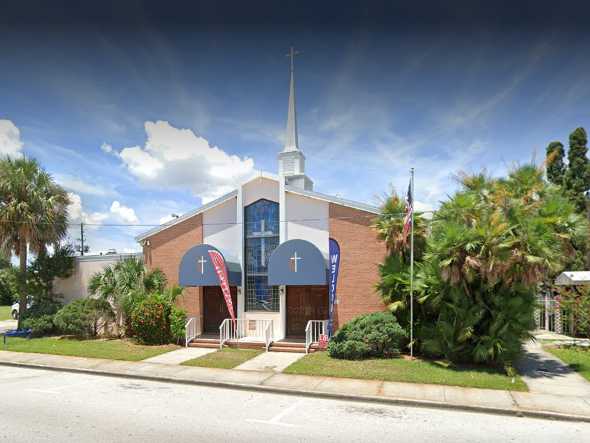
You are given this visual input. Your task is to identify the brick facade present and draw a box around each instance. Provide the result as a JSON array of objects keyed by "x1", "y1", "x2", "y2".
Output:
[
  {"x1": 142, "y1": 198, "x2": 387, "y2": 336},
  {"x1": 329, "y1": 204, "x2": 387, "y2": 328},
  {"x1": 143, "y1": 214, "x2": 203, "y2": 319}
]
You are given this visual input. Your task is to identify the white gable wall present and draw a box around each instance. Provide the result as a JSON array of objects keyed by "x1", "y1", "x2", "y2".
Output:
[
  {"x1": 203, "y1": 196, "x2": 240, "y2": 263},
  {"x1": 242, "y1": 176, "x2": 279, "y2": 206},
  {"x1": 285, "y1": 191, "x2": 329, "y2": 257}
]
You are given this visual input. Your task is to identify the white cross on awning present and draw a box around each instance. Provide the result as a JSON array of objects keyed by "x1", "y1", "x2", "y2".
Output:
[{"x1": 290, "y1": 251, "x2": 302, "y2": 272}]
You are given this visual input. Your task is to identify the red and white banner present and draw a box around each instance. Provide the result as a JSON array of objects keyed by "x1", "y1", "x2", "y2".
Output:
[{"x1": 208, "y1": 250, "x2": 236, "y2": 321}]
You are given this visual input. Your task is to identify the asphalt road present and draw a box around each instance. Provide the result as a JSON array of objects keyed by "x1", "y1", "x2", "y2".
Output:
[{"x1": 0, "y1": 365, "x2": 588, "y2": 442}]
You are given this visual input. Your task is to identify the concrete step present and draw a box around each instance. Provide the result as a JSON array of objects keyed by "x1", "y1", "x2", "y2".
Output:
[
  {"x1": 274, "y1": 341, "x2": 306, "y2": 348},
  {"x1": 269, "y1": 345, "x2": 306, "y2": 353},
  {"x1": 188, "y1": 342, "x2": 219, "y2": 349},
  {"x1": 226, "y1": 341, "x2": 265, "y2": 350}
]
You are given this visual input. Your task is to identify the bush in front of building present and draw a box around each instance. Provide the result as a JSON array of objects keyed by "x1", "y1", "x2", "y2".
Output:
[
  {"x1": 169, "y1": 305, "x2": 187, "y2": 344},
  {"x1": 130, "y1": 296, "x2": 171, "y2": 344},
  {"x1": 21, "y1": 297, "x2": 63, "y2": 337},
  {"x1": 54, "y1": 298, "x2": 114, "y2": 338},
  {"x1": 328, "y1": 312, "x2": 407, "y2": 360},
  {"x1": 128, "y1": 287, "x2": 184, "y2": 345},
  {"x1": 23, "y1": 315, "x2": 58, "y2": 337}
]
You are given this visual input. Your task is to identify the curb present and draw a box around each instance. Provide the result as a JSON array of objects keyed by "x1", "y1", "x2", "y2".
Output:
[{"x1": 1, "y1": 360, "x2": 589, "y2": 424}]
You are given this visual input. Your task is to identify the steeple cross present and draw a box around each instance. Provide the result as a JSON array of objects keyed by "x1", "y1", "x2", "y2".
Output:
[{"x1": 286, "y1": 46, "x2": 301, "y2": 73}]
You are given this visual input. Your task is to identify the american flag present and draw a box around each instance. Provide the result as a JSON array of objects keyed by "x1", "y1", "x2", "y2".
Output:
[{"x1": 402, "y1": 179, "x2": 413, "y2": 242}]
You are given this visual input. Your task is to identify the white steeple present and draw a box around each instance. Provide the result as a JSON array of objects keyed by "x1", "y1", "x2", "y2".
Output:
[
  {"x1": 278, "y1": 47, "x2": 313, "y2": 191},
  {"x1": 284, "y1": 47, "x2": 299, "y2": 152}
]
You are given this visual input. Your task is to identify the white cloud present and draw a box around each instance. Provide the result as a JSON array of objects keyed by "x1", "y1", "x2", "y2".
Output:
[
  {"x1": 67, "y1": 192, "x2": 109, "y2": 225},
  {"x1": 100, "y1": 142, "x2": 113, "y2": 153},
  {"x1": 119, "y1": 145, "x2": 164, "y2": 180},
  {"x1": 0, "y1": 119, "x2": 24, "y2": 158},
  {"x1": 110, "y1": 201, "x2": 139, "y2": 224},
  {"x1": 65, "y1": 193, "x2": 142, "y2": 255},
  {"x1": 114, "y1": 121, "x2": 255, "y2": 202}
]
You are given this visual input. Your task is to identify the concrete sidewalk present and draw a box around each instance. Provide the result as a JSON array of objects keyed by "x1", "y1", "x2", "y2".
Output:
[
  {"x1": 1, "y1": 350, "x2": 590, "y2": 423},
  {"x1": 143, "y1": 347, "x2": 215, "y2": 365},
  {"x1": 516, "y1": 340, "x2": 590, "y2": 397}
]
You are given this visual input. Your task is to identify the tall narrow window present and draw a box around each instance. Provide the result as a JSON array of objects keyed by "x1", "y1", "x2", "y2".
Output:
[{"x1": 244, "y1": 199, "x2": 280, "y2": 311}]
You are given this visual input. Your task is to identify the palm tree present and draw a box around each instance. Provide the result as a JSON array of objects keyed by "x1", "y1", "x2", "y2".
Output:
[
  {"x1": 89, "y1": 257, "x2": 167, "y2": 335},
  {"x1": 420, "y1": 164, "x2": 588, "y2": 364},
  {"x1": 374, "y1": 191, "x2": 427, "y2": 261},
  {"x1": 0, "y1": 157, "x2": 69, "y2": 328},
  {"x1": 374, "y1": 191, "x2": 427, "y2": 320}
]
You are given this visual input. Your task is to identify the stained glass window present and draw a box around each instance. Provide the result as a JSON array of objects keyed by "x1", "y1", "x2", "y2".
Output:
[{"x1": 244, "y1": 199, "x2": 280, "y2": 311}]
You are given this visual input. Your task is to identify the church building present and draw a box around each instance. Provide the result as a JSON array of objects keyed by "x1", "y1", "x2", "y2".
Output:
[{"x1": 136, "y1": 50, "x2": 387, "y2": 349}]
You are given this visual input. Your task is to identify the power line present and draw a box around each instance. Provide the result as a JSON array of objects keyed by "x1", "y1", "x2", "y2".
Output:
[{"x1": 0, "y1": 211, "x2": 435, "y2": 228}]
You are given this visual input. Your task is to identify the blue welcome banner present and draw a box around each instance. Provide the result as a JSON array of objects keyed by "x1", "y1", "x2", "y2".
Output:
[{"x1": 328, "y1": 238, "x2": 340, "y2": 337}]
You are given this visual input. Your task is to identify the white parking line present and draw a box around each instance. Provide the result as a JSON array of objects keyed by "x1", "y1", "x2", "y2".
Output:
[{"x1": 246, "y1": 400, "x2": 302, "y2": 428}]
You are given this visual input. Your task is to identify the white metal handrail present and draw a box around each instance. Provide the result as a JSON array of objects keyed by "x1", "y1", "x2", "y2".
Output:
[
  {"x1": 185, "y1": 317, "x2": 198, "y2": 347},
  {"x1": 219, "y1": 319, "x2": 231, "y2": 349},
  {"x1": 305, "y1": 320, "x2": 329, "y2": 354},
  {"x1": 219, "y1": 318, "x2": 273, "y2": 349},
  {"x1": 264, "y1": 321, "x2": 274, "y2": 352}
]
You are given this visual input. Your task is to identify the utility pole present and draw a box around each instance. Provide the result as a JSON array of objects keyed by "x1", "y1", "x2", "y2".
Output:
[
  {"x1": 80, "y1": 222, "x2": 85, "y2": 256},
  {"x1": 76, "y1": 222, "x2": 88, "y2": 256}
]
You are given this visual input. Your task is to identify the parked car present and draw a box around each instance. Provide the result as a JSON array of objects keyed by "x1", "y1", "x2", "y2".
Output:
[
  {"x1": 10, "y1": 301, "x2": 19, "y2": 319},
  {"x1": 10, "y1": 299, "x2": 32, "y2": 320}
]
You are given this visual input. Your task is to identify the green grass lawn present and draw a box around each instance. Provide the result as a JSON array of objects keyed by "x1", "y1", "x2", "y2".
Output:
[
  {"x1": 545, "y1": 346, "x2": 590, "y2": 382},
  {"x1": 284, "y1": 352, "x2": 528, "y2": 391},
  {"x1": 2, "y1": 337, "x2": 178, "y2": 361},
  {"x1": 0, "y1": 305, "x2": 12, "y2": 321},
  {"x1": 182, "y1": 347, "x2": 263, "y2": 369}
]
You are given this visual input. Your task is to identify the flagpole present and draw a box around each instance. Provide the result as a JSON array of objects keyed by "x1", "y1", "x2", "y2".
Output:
[{"x1": 410, "y1": 168, "x2": 415, "y2": 358}]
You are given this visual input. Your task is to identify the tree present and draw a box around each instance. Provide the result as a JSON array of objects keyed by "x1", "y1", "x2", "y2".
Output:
[
  {"x1": 424, "y1": 166, "x2": 586, "y2": 365},
  {"x1": 88, "y1": 257, "x2": 167, "y2": 335},
  {"x1": 378, "y1": 165, "x2": 588, "y2": 366},
  {"x1": 564, "y1": 127, "x2": 590, "y2": 213},
  {"x1": 546, "y1": 141, "x2": 565, "y2": 186},
  {"x1": 0, "y1": 157, "x2": 70, "y2": 328},
  {"x1": 374, "y1": 191, "x2": 427, "y2": 333},
  {"x1": 374, "y1": 191, "x2": 427, "y2": 261},
  {"x1": 27, "y1": 244, "x2": 75, "y2": 302},
  {"x1": 0, "y1": 252, "x2": 18, "y2": 305}
]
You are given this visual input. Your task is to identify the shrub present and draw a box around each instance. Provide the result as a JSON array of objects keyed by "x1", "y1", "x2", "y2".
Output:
[
  {"x1": 0, "y1": 267, "x2": 18, "y2": 305},
  {"x1": 24, "y1": 297, "x2": 62, "y2": 318},
  {"x1": 170, "y1": 306, "x2": 187, "y2": 344},
  {"x1": 22, "y1": 315, "x2": 56, "y2": 337},
  {"x1": 328, "y1": 312, "x2": 407, "y2": 360},
  {"x1": 130, "y1": 296, "x2": 171, "y2": 344},
  {"x1": 54, "y1": 298, "x2": 114, "y2": 338}
]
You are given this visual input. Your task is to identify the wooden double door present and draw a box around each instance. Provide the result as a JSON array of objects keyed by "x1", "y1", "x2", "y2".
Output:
[
  {"x1": 203, "y1": 286, "x2": 238, "y2": 333},
  {"x1": 286, "y1": 285, "x2": 329, "y2": 338}
]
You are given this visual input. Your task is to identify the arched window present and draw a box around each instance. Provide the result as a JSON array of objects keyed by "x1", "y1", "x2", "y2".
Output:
[{"x1": 244, "y1": 199, "x2": 280, "y2": 311}]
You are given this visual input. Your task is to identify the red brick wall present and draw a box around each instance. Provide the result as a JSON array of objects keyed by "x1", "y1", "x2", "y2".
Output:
[
  {"x1": 143, "y1": 214, "x2": 203, "y2": 318},
  {"x1": 329, "y1": 204, "x2": 386, "y2": 327}
]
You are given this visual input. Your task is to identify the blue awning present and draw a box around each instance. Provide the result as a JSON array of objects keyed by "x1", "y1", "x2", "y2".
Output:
[
  {"x1": 267, "y1": 239, "x2": 327, "y2": 285},
  {"x1": 178, "y1": 244, "x2": 241, "y2": 287}
]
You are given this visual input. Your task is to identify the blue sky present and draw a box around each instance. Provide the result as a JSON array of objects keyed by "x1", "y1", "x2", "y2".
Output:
[{"x1": 1, "y1": 2, "x2": 589, "y2": 253}]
